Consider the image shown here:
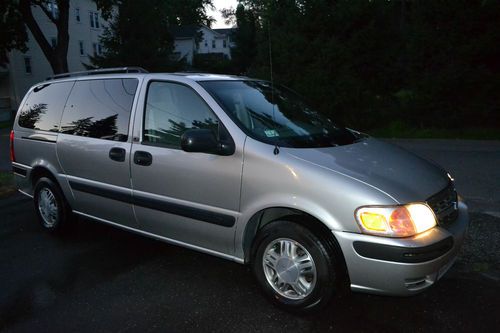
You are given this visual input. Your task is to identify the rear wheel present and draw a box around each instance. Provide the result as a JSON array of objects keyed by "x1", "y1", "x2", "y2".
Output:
[
  {"x1": 33, "y1": 177, "x2": 72, "y2": 231},
  {"x1": 252, "y1": 220, "x2": 345, "y2": 313}
]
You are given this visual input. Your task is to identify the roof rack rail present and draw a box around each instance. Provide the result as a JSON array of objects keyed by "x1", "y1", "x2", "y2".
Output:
[{"x1": 45, "y1": 67, "x2": 148, "y2": 81}]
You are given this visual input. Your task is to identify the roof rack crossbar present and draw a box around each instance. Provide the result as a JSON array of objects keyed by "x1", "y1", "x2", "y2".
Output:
[{"x1": 46, "y1": 67, "x2": 148, "y2": 81}]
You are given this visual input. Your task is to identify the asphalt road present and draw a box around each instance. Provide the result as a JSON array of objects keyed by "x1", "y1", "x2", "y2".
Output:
[{"x1": 1, "y1": 137, "x2": 499, "y2": 332}]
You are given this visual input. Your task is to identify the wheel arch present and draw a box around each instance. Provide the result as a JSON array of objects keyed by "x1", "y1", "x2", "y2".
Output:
[
  {"x1": 241, "y1": 206, "x2": 340, "y2": 264},
  {"x1": 29, "y1": 163, "x2": 73, "y2": 206},
  {"x1": 30, "y1": 165, "x2": 59, "y2": 188}
]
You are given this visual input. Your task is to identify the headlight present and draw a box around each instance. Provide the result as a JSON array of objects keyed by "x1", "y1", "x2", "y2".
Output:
[{"x1": 355, "y1": 203, "x2": 437, "y2": 237}]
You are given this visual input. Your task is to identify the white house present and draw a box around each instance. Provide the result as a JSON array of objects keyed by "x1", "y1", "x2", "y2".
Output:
[
  {"x1": 0, "y1": 0, "x2": 108, "y2": 120},
  {"x1": 171, "y1": 25, "x2": 235, "y2": 65}
]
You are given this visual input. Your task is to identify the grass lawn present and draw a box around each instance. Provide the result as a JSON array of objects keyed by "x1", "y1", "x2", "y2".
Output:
[
  {"x1": 0, "y1": 120, "x2": 14, "y2": 130},
  {"x1": 0, "y1": 172, "x2": 16, "y2": 199},
  {"x1": 369, "y1": 123, "x2": 500, "y2": 140}
]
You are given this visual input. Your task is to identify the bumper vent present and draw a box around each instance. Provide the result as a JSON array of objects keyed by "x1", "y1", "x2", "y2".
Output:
[
  {"x1": 404, "y1": 277, "x2": 433, "y2": 291},
  {"x1": 426, "y1": 182, "x2": 459, "y2": 227}
]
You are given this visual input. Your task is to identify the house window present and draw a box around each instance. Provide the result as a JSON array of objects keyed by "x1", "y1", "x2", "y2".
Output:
[
  {"x1": 93, "y1": 43, "x2": 103, "y2": 56},
  {"x1": 212, "y1": 40, "x2": 216, "y2": 48},
  {"x1": 51, "y1": 37, "x2": 57, "y2": 48},
  {"x1": 24, "y1": 57, "x2": 32, "y2": 74},
  {"x1": 79, "y1": 41, "x2": 85, "y2": 56},
  {"x1": 75, "y1": 8, "x2": 81, "y2": 22},
  {"x1": 204, "y1": 40, "x2": 208, "y2": 47},
  {"x1": 90, "y1": 11, "x2": 100, "y2": 28},
  {"x1": 94, "y1": 13, "x2": 100, "y2": 28},
  {"x1": 47, "y1": 1, "x2": 59, "y2": 20},
  {"x1": 223, "y1": 40, "x2": 227, "y2": 48}
]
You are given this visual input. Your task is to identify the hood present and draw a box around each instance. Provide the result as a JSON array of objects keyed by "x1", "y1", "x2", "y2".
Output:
[{"x1": 285, "y1": 138, "x2": 449, "y2": 203}]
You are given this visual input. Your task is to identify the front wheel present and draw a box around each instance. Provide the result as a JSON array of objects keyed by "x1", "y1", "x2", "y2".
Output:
[{"x1": 252, "y1": 220, "x2": 345, "y2": 313}]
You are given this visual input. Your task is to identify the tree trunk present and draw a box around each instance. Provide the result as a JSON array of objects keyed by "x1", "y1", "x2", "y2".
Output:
[{"x1": 19, "y1": 0, "x2": 70, "y2": 74}]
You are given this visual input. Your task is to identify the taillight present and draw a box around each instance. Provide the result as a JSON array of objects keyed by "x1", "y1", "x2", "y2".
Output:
[{"x1": 9, "y1": 130, "x2": 15, "y2": 162}]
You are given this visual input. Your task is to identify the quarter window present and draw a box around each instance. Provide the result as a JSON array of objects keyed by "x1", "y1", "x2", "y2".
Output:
[
  {"x1": 143, "y1": 82, "x2": 218, "y2": 148},
  {"x1": 18, "y1": 82, "x2": 74, "y2": 131},
  {"x1": 60, "y1": 79, "x2": 138, "y2": 141}
]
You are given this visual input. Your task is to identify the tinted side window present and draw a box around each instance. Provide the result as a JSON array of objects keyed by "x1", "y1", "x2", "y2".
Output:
[
  {"x1": 144, "y1": 82, "x2": 218, "y2": 148},
  {"x1": 18, "y1": 82, "x2": 74, "y2": 131},
  {"x1": 60, "y1": 78, "x2": 138, "y2": 141}
]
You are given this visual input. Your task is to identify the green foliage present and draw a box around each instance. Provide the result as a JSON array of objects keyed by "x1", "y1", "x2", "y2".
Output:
[
  {"x1": 89, "y1": 0, "x2": 174, "y2": 71},
  {"x1": 232, "y1": 0, "x2": 500, "y2": 131},
  {"x1": 90, "y1": 0, "x2": 213, "y2": 72},
  {"x1": 192, "y1": 53, "x2": 234, "y2": 74},
  {"x1": 0, "y1": 171, "x2": 15, "y2": 199},
  {"x1": 230, "y1": 4, "x2": 257, "y2": 74},
  {"x1": 370, "y1": 121, "x2": 500, "y2": 140},
  {"x1": 0, "y1": 0, "x2": 28, "y2": 66}
]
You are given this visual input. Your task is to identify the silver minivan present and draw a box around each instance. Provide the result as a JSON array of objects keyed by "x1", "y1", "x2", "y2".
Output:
[{"x1": 10, "y1": 68, "x2": 468, "y2": 312}]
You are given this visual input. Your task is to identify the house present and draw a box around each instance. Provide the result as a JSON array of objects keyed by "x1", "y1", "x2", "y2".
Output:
[
  {"x1": 0, "y1": 0, "x2": 108, "y2": 120},
  {"x1": 171, "y1": 25, "x2": 235, "y2": 65}
]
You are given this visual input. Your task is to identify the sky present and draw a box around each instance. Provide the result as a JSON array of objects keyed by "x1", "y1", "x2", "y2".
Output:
[{"x1": 207, "y1": 0, "x2": 238, "y2": 28}]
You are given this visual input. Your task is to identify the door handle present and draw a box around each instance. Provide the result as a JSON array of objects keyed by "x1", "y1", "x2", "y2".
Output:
[
  {"x1": 134, "y1": 151, "x2": 153, "y2": 166},
  {"x1": 109, "y1": 147, "x2": 126, "y2": 162}
]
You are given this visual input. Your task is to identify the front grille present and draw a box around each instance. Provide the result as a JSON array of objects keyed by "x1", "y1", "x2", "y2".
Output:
[{"x1": 426, "y1": 182, "x2": 458, "y2": 227}]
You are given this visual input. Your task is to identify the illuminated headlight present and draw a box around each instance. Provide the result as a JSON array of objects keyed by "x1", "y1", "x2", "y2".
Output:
[{"x1": 355, "y1": 203, "x2": 437, "y2": 237}]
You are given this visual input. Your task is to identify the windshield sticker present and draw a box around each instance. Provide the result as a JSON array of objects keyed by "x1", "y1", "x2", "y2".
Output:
[{"x1": 264, "y1": 129, "x2": 279, "y2": 137}]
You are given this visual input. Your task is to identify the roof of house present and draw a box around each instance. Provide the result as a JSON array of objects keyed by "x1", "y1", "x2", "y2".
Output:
[
  {"x1": 170, "y1": 25, "x2": 200, "y2": 39},
  {"x1": 213, "y1": 28, "x2": 236, "y2": 36},
  {"x1": 170, "y1": 25, "x2": 236, "y2": 39}
]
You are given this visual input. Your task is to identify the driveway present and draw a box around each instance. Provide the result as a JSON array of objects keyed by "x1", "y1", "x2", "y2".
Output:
[{"x1": 388, "y1": 139, "x2": 500, "y2": 215}]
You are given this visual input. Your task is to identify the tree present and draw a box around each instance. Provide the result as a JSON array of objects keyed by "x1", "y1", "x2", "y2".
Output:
[
  {"x1": 18, "y1": 0, "x2": 71, "y2": 74},
  {"x1": 90, "y1": 0, "x2": 213, "y2": 71},
  {"x1": 0, "y1": 0, "x2": 119, "y2": 74},
  {"x1": 232, "y1": 0, "x2": 500, "y2": 131},
  {"x1": 0, "y1": 0, "x2": 213, "y2": 74},
  {"x1": 0, "y1": 1, "x2": 28, "y2": 66},
  {"x1": 230, "y1": 4, "x2": 257, "y2": 74}
]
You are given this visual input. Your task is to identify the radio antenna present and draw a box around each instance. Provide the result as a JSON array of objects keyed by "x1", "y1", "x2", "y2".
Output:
[{"x1": 267, "y1": 16, "x2": 279, "y2": 155}]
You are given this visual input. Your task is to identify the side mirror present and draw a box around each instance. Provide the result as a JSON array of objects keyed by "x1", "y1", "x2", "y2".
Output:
[{"x1": 180, "y1": 129, "x2": 234, "y2": 156}]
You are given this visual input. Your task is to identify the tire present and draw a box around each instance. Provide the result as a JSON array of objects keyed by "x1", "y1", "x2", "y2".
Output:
[
  {"x1": 251, "y1": 220, "x2": 344, "y2": 313},
  {"x1": 33, "y1": 177, "x2": 72, "y2": 231}
]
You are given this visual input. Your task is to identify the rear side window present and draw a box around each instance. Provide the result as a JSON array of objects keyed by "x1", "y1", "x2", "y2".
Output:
[
  {"x1": 60, "y1": 78, "x2": 138, "y2": 141},
  {"x1": 18, "y1": 82, "x2": 74, "y2": 132},
  {"x1": 143, "y1": 81, "x2": 218, "y2": 148}
]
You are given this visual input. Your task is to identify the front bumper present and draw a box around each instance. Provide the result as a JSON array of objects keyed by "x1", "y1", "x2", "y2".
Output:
[{"x1": 333, "y1": 200, "x2": 469, "y2": 295}]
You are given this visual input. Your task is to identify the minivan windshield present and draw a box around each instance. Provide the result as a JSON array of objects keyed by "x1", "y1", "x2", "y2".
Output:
[{"x1": 200, "y1": 80, "x2": 358, "y2": 148}]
